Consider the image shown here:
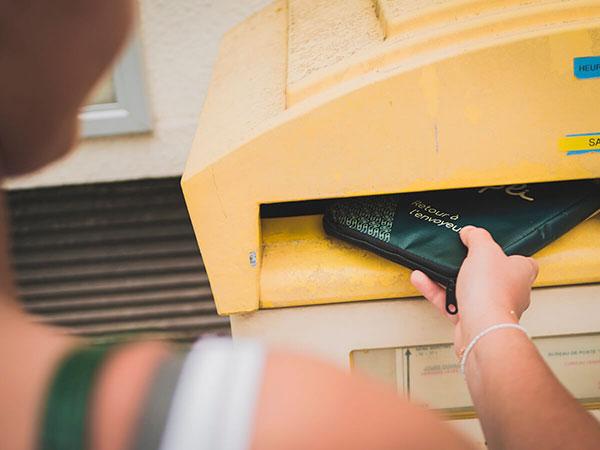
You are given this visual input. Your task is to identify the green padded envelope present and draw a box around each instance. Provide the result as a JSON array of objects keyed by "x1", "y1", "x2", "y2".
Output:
[{"x1": 323, "y1": 180, "x2": 600, "y2": 315}]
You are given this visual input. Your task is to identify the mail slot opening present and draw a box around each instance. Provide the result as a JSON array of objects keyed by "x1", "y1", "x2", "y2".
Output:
[{"x1": 258, "y1": 180, "x2": 600, "y2": 310}]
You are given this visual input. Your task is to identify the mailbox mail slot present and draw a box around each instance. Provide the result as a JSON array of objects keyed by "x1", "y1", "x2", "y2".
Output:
[{"x1": 259, "y1": 208, "x2": 600, "y2": 309}]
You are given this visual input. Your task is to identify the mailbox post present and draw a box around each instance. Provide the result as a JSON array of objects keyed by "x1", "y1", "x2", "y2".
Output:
[{"x1": 183, "y1": 1, "x2": 600, "y2": 446}]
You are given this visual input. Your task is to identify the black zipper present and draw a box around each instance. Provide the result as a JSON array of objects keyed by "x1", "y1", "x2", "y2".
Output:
[
  {"x1": 323, "y1": 215, "x2": 460, "y2": 315},
  {"x1": 444, "y1": 279, "x2": 458, "y2": 315}
]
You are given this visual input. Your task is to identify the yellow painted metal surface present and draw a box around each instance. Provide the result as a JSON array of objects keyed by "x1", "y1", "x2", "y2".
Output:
[
  {"x1": 260, "y1": 215, "x2": 416, "y2": 308},
  {"x1": 289, "y1": 0, "x2": 600, "y2": 104},
  {"x1": 182, "y1": 0, "x2": 600, "y2": 315},
  {"x1": 260, "y1": 214, "x2": 600, "y2": 309},
  {"x1": 287, "y1": 0, "x2": 383, "y2": 92}
]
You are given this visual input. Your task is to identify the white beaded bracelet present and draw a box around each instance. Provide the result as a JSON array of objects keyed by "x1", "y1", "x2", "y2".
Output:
[{"x1": 460, "y1": 323, "x2": 529, "y2": 376}]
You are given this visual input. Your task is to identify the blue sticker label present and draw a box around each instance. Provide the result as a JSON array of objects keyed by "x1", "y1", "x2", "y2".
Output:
[{"x1": 574, "y1": 56, "x2": 600, "y2": 79}]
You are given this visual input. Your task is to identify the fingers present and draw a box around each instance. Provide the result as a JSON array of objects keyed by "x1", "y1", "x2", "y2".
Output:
[
  {"x1": 460, "y1": 225, "x2": 503, "y2": 257},
  {"x1": 460, "y1": 226, "x2": 538, "y2": 282},
  {"x1": 410, "y1": 271, "x2": 459, "y2": 324},
  {"x1": 508, "y1": 255, "x2": 539, "y2": 284}
]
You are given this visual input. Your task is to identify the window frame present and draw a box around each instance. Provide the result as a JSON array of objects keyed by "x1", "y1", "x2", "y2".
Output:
[{"x1": 79, "y1": 35, "x2": 152, "y2": 138}]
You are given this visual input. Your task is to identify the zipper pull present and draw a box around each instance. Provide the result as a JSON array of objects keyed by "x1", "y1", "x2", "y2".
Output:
[{"x1": 445, "y1": 281, "x2": 458, "y2": 315}]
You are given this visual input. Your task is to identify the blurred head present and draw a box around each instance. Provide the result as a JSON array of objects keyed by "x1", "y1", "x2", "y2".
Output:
[{"x1": 0, "y1": 0, "x2": 135, "y2": 177}]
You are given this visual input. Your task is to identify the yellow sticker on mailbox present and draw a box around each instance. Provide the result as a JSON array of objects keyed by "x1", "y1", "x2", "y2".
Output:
[{"x1": 560, "y1": 133, "x2": 600, "y2": 156}]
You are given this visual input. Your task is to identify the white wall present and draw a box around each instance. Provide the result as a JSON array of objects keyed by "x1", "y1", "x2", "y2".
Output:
[{"x1": 7, "y1": 0, "x2": 273, "y2": 189}]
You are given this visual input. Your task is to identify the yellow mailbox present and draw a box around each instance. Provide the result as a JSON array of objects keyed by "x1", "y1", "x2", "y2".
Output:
[{"x1": 183, "y1": 1, "x2": 600, "y2": 445}]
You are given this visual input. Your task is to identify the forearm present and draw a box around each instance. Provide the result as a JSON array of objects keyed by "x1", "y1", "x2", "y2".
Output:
[{"x1": 465, "y1": 328, "x2": 600, "y2": 450}]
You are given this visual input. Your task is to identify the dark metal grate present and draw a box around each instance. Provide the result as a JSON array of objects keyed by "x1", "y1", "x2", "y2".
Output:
[{"x1": 8, "y1": 177, "x2": 230, "y2": 343}]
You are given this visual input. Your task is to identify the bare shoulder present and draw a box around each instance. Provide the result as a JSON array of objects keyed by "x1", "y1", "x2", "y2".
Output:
[{"x1": 251, "y1": 350, "x2": 476, "y2": 450}]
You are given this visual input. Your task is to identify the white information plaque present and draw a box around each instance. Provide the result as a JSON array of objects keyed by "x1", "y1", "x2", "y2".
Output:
[{"x1": 351, "y1": 333, "x2": 600, "y2": 416}]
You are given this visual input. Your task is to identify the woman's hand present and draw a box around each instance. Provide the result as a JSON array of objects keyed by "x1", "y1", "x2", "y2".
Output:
[
  {"x1": 412, "y1": 226, "x2": 600, "y2": 450},
  {"x1": 410, "y1": 226, "x2": 539, "y2": 355}
]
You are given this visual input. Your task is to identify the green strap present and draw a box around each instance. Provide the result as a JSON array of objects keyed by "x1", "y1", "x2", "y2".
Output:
[{"x1": 39, "y1": 344, "x2": 118, "y2": 450}]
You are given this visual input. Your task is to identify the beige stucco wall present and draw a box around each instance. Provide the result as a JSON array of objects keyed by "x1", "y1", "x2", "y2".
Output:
[{"x1": 7, "y1": 0, "x2": 272, "y2": 189}]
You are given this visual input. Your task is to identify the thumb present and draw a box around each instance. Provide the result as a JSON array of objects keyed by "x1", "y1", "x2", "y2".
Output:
[{"x1": 460, "y1": 226, "x2": 503, "y2": 258}]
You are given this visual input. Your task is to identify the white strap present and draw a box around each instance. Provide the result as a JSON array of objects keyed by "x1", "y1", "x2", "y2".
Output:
[
  {"x1": 159, "y1": 338, "x2": 265, "y2": 450},
  {"x1": 460, "y1": 323, "x2": 528, "y2": 376}
]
